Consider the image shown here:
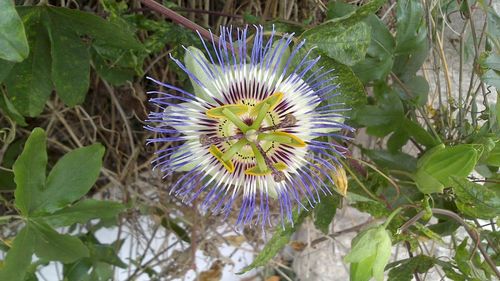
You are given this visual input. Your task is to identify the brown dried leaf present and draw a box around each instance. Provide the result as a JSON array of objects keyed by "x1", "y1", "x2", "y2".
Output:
[
  {"x1": 290, "y1": 240, "x2": 306, "y2": 251},
  {"x1": 199, "y1": 260, "x2": 223, "y2": 281}
]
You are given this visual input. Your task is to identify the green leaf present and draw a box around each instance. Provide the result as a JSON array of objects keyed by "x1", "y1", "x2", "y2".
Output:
[
  {"x1": 352, "y1": 15, "x2": 395, "y2": 83},
  {"x1": 90, "y1": 47, "x2": 136, "y2": 86},
  {"x1": 0, "y1": 92, "x2": 27, "y2": 126},
  {"x1": 4, "y1": 8, "x2": 52, "y2": 117},
  {"x1": 326, "y1": 0, "x2": 388, "y2": 25},
  {"x1": 314, "y1": 195, "x2": 340, "y2": 234},
  {"x1": 301, "y1": 21, "x2": 371, "y2": 66},
  {"x1": 394, "y1": 0, "x2": 427, "y2": 54},
  {"x1": 0, "y1": 226, "x2": 35, "y2": 281},
  {"x1": 33, "y1": 144, "x2": 105, "y2": 214},
  {"x1": 45, "y1": 7, "x2": 143, "y2": 50},
  {"x1": 31, "y1": 220, "x2": 89, "y2": 263},
  {"x1": 364, "y1": 149, "x2": 417, "y2": 172},
  {"x1": 13, "y1": 128, "x2": 47, "y2": 216},
  {"x1": 317, "y1": 56, "x2": 366, "y2": 115},
  {"x1": 0, "y1": 139, "x2": 24, "y2": 190},
  {"x1": 238, "y1": 209, "x2": 310, "y2": 274},
  {"x1": 415, "y1": 144, "x2": 478, "y2": 193},
  {"x1": 45, "y1": 11, "x2": 90, "y2": 107},
  {"x1": 401, "y1": 118, "x2": 440, "y2": 148},
  {"x1": 387, "y1": 255, "x2": 436, "y2": 281},
  {"x1": 354, "y1": 84, "x2": 404, "y2": 131},
  {"x1": 452, "y1": 177, "x2": 500, "y2": 219},
  {"x1": 0, "y1": 0, "x2": 29, "y2": 62},
  {"x1": 42, "y1": 199, "x2": 125, "y2": 227},
  {"x1": 0, "y1": 60, "x2": 14, "y2": 83}
]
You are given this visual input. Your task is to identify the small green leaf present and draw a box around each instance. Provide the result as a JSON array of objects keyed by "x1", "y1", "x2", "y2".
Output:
[
  {"x1": 42, "y1": 199, "x2": 125, "y2": 227},
  {"x1": 13, "y1": 128, "x2": 47, "y2": 216},
  {"x1": 33, "y1": 144, "x2": 105, "y2": 214},
  {"x1": 0, "y1": 226, "x2": 35, "y2": 281},
  {"x1": 4, "y1": 8, "x2": 52, "y2": 117},
  {"x1": 401, "y1": 118, "x2": 440, "y2": 148},
  {"x1": 452, "y1": 177, "x2": 500, "y2": 219},
  {"x1": 314, "y1": 195, "x2": 340, "y2": 234},
  {"x1": 0, "y1": 91, "x2": 27, "y2": 126},
  {"x1": 31, "y1": 219, "x2": 89, "y2": 263},
  {"x1": 238, "y1": 209, "x2": 310, "y2": 274},
  {"x1": 160, "y1": 217, "x2": 191, "y2": 243},
  {"x1": 0, "y1": 0, "x2": 29, "y2": 62},
  {"x1": 302, "y1": 21, "x2": 371, "y2": 66},
  {"x1": 45, "y1": 12, "x2": 90, "y2": 106},
  {"x1": 387, "y1": 255, "x2": 436, "y2": 281}
]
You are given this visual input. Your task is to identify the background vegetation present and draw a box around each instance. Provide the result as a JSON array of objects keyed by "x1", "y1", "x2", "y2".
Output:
[{"x1": 0, "y1": 0, "x2": 499, "y2": 280}]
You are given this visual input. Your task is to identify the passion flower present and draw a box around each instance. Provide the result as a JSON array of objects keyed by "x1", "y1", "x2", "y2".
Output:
[{"x1": 146, "y1": 26, "x2": 351, "y2": 227}]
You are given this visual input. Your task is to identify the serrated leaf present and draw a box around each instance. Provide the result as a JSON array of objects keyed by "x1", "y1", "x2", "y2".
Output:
[
  {"x1": 452, "y1": 177, "x2": 500, "y2": 219},
  {"x1": 302, "y1": 21, "x2": 371, "y2": 66},
  {"x1": 45, "y1": 11, "x2": 90, "y2": 106},
  {"x1": 0, "y1": 226, "x2": 35, "y2": 281},
  {"x1": 31, "y1": 219, "x2": 89, "y2": 263},
  {"x1": 0, "y1": 0, "x2": 29, "y2": 62},
  {"x1": 4, "y1": 8, "x2": 52, "y2": 117},
  {"x1": 33, "y1": 144, "x2": 105, "y2": 214},
  {"x1": 13, "y1": 128, "x2": 47, "y2": 216},
  {"x1": 238, "y1": 209, "x2": 310, "y2": 274},
  {"x1": 314, "y1": 195, "x2": 340, "y2": 234},
  {"x1": 42, "y1": 199, "x2": 125, "y2": 227}
]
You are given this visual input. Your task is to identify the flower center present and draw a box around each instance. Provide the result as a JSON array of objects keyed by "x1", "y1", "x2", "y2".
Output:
[{"x1": 201, "y1": 93, "x2": 306, "y2": 182}]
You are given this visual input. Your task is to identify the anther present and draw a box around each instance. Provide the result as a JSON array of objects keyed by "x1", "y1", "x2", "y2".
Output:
[
  {"x1": 200, "y1": 134, "x2": 244, "y2": 146},
  {"x1": 260, "y1": 113, "x2": 297, "y2": 132}
]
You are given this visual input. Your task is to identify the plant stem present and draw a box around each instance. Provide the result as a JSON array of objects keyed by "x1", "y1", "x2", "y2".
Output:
[
  {"x1": 383, "y1": 207, "x2": 403, "y2": 228},
  {"x1": 399, "y1": 208, "x2": 500, "y2": 279},
  {"x1": 140, "y1": 0, "x2": 220, "y2": 45}
]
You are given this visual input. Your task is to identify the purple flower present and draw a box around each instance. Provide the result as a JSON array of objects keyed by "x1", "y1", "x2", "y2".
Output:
[{"x1": 146, "y1": 26, "x2": 351, "y2": 228}]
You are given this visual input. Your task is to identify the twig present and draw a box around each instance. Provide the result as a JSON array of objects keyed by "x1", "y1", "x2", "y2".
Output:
[
  {"x1": 399, "y1": 208, "x2": 500, "y2": 279},
  {"x1": 140, "y1": 0, "x2": 220, "y2": 45}
]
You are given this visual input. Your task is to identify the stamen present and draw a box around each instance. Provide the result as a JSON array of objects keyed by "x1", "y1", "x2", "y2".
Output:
[
  {"x1": 260, "y1": 113, "x2": 297, "y2": 132},
  {"x1": 199, "y1": 134, "x2": 243, "y2": 146}
]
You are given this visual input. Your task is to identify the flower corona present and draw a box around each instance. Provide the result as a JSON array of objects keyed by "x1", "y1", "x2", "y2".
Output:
[{"x1": 146, "y1": 26, "x2": 352, "y2": 228}]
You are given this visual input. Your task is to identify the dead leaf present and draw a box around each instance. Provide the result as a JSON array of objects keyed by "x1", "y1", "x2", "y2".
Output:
[
  {"x1": 199, "y1": 260, "x2": 223, "y2": 281},
  {"x1": 290, "y1": 241, "x2": 306, "y2": 251}
]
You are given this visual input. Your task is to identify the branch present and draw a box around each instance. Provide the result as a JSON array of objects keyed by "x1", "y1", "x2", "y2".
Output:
[
  {"x1": 139, "y1": 0, "x2": 220, "y2": 45},
  {"x1": 400, "y1": 208, "x2": 500, "y2": 279}
]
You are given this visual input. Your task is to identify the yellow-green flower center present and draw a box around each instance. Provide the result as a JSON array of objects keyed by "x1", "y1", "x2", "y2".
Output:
[{"x1": 202, "y1": 93, "x2": 306, "y2": 181}]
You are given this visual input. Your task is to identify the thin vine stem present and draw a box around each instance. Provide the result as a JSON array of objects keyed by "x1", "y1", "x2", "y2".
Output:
[
  {"x1": 140, "y1": 0, "x2": 220, "y2": 45},
  {"x1": 399, "y1": 208, "x2": 500, "y2": 279}
]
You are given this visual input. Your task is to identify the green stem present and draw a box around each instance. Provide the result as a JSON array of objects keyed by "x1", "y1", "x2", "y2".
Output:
[{"x1": 383, "y1": 207, "x2": 403, "y2": 228}]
